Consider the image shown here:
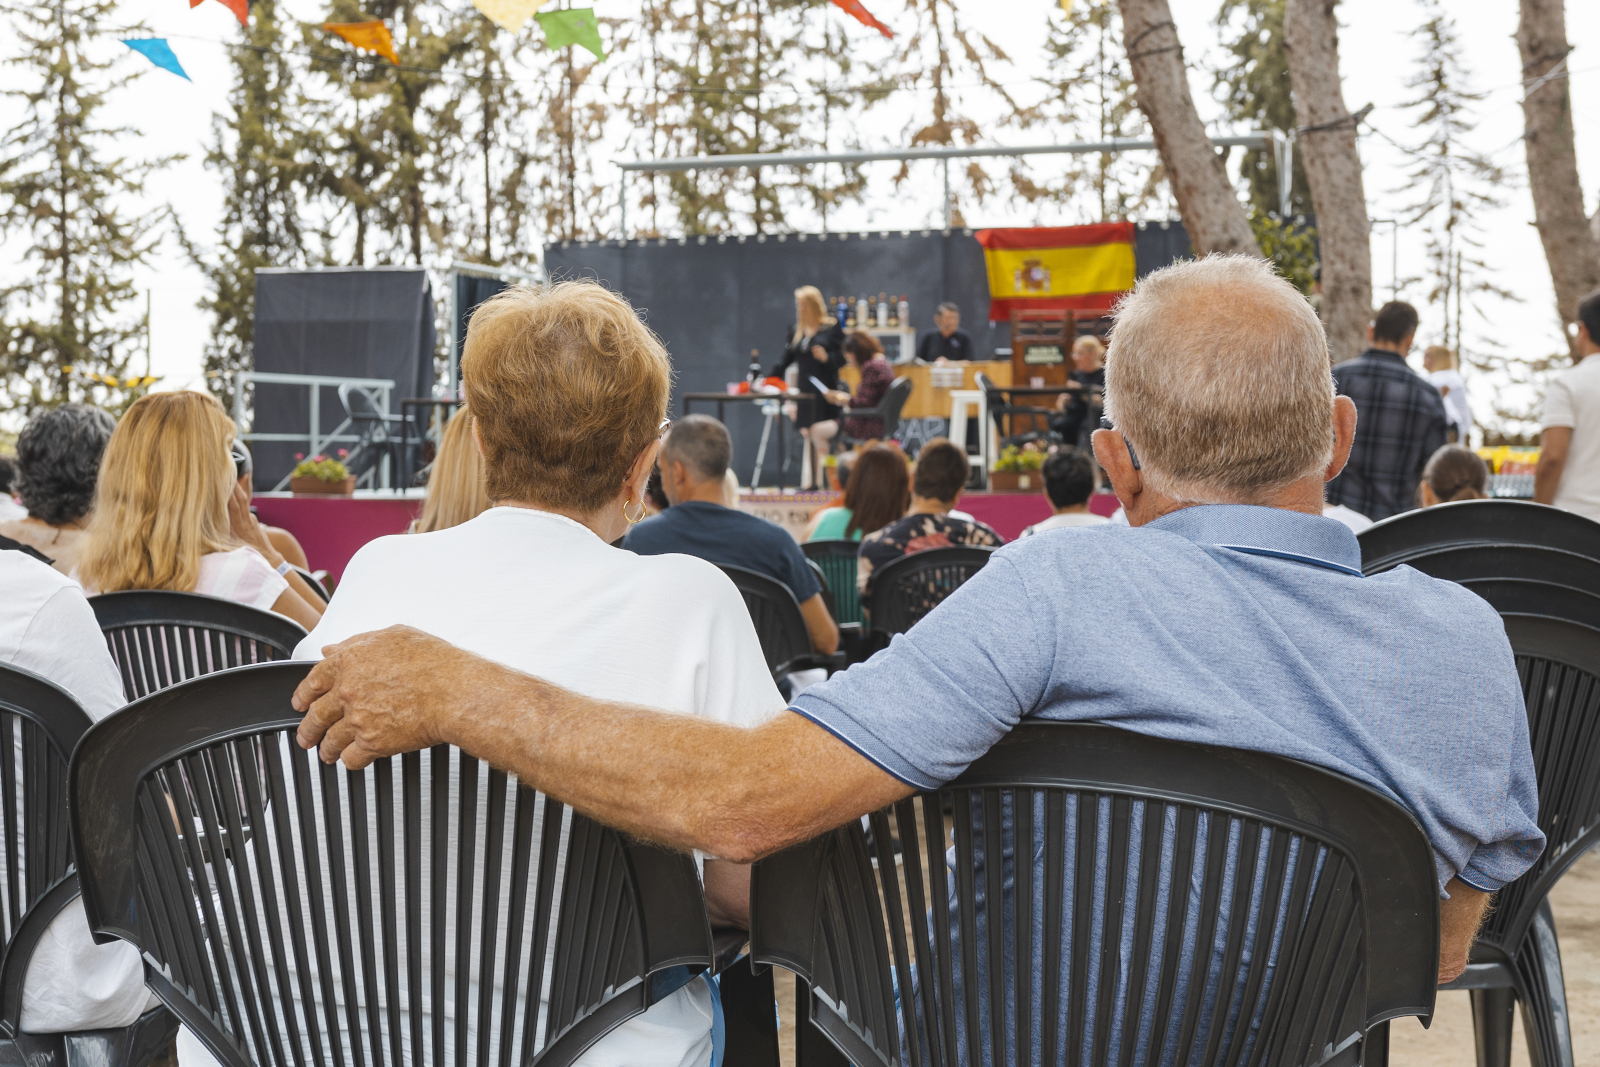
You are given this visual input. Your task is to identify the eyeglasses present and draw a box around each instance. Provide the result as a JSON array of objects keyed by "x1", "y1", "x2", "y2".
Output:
[{"x1": 1099, "y1": 416, "x2": 1140, "y2": 471}]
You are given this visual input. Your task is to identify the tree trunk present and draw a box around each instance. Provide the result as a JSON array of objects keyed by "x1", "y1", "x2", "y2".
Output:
[
  {"x1": 1116, "y1": 0, "x2": 1258, "y2": 257},
  {"x1": 1284, "y1": 0, "x2": 1373, "y2": 366},
  {"x1": 1517, "y1": 0, "x2": 1600, "y2": 353}
]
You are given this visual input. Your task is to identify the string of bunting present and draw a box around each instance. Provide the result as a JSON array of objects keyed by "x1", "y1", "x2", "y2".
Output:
[
  {"x1": 61, "y1": 367, "x2": 163, "y2": 389},
  {"x1": 119, "y1": 0, "x2": 898, "y2": 80}
]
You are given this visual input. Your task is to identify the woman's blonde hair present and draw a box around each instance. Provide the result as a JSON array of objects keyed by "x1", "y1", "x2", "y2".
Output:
[
  {"x1": 78, "y1": 391, "x2": 239, "y2": 593},
  {"x1": 792, "y1": 285, "x2": 836, "y2": 342},
  {"x1": 462, "y1": 281, "x2": 672, "y2": 515},
  {"x1": 415, "y1": 409, "x2": 491, "y2": 533}
]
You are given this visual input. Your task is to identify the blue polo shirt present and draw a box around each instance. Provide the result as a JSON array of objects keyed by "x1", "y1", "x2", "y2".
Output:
[
  {"x1": 623, "y1": 500, "x2": 822, "y2": 603},
  {"x1": 791, "y1": 504, "x2": 1543, "y2": 893}
]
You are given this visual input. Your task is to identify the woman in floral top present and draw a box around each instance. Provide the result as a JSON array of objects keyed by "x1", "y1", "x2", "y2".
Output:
[{"x1": 827, "y1": 331, "x2": 899, "y2": 441}]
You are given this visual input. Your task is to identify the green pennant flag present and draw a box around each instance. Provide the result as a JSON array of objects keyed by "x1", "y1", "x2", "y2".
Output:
[{"x1": 536, "y1": 7, "x2": 604, "y2": 60}]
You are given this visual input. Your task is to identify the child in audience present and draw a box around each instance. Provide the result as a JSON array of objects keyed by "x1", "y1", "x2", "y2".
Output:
[
  {"x1": 1020, "y1": 446, "x2": 1109, "y2": 536},
  {"x1": 76, "y1": 391, "x2": 325, "y2": 628},
  {"x1": 1419, "y1": 444, "x2": 1489, "y2": 507}
]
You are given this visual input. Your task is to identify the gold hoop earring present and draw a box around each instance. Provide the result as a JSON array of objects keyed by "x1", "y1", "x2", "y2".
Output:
[{"x1": 623, "y1": 499, "x2": 647, "y2": 524}]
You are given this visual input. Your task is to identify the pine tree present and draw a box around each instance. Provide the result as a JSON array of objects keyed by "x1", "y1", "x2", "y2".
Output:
[
  {"x1": 1397, "y1": 0, "x2": 1513, "y2": 374},
  {"x1": 185, "y1": 0, "x2": 311, "y2": 411},
  {"x1": 0, "y1": 0, "x2": 175, "y2": 414}
]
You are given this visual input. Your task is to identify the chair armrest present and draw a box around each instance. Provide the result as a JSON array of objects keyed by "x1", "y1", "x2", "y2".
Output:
[{"x1": 773, "y1": 652, "x2": 850, "y2": 681}]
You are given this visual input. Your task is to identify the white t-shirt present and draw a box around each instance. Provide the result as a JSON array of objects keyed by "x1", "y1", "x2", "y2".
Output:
[
  {"x1": 1322, "y1": 503, "x2": 1374, "y2": 534},
  {"x1": 192, "y1": 547, "x2": 288, "y2": 611},
  {"x1": 1428, "y1": 369, "x2": 1473, "y2": 441},
  {"x1": 0, "y1": 551, "x2": 161, "y2": 1031},
  {"x1": 178, "y1": 507, "x2": 784, "y2": 1067},
  {"x1": 1019, "y1": 511, "x2": 1110, "y2": 537},
  {"x1": 1540, "y1": 353, "x2": 1600, "y2": 521}
]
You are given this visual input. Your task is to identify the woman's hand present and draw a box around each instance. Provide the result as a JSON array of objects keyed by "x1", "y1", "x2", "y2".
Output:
[
  {"x1": 810, "y1": 344, "x2": 829, "y2": 363},
  {"x1": 826, "y1": 389, "x2": 852, "y2": 406},
  {"x1": 229, "y1": 481, "x2": 284, "y2": 566}
]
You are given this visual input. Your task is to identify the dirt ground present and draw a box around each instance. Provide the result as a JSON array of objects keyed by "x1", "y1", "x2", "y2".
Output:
[{"x1": 769, "y1": 850, "x2": 1600, "y2": 1067}]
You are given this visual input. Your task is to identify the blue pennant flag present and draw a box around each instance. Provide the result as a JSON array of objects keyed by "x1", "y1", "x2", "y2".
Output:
[{"x1": 121, "y1": 38, "x2": 190, "y2": 81}]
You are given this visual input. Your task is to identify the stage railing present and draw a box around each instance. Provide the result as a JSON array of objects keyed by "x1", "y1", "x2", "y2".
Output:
[{"x1": 231, "y1": 371, "x2": 397, "y2": 490}]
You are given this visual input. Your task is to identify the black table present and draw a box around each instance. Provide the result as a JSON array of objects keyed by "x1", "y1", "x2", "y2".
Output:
[
  {"x1": 680, "y1": 392, "x2": 816, "y2": 489},
  {"x1": 399, "y1": 397, "x2": 463, "y2": 488}
]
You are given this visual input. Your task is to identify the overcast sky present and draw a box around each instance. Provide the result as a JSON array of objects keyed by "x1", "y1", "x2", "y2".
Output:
[{"x1": 44, "y1": 0, "x2": 1600, "y2": 429}]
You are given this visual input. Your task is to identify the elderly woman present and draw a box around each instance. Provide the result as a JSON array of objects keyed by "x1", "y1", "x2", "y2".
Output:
[
  {"x1": 76, "y1": 392, "x2": 325, "y2": 629},
  {"x1": 178, "y1": 281, "x2": 784, "y2": 1067},
  {"x1": 0, "y1": 404, "x2": 115, "y2": 575}
]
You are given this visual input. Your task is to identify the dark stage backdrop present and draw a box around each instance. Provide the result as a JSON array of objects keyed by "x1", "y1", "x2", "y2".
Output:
[
  {"x1": 251, "y1": 268, "x2": 436, "y2": 490},
  {"x1": 544, "y1": 223, "x2": 1191, "y2": 485}
]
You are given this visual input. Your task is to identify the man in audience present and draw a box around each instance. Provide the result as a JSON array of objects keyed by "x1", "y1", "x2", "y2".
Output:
[
  {"x1": 295, "y1": 256, "x2": 1543, "y2": 1013},
  {"x1": 626, "y1": 414, "x2": 838, "y2": 655},
  {"x1": 1020, "y1": 447, "x2": 1108, "y2": 536},
  {"x1": 915, "y1": 301, "x2": 975, "y2": 363},
  {"x1": 1535, "y1": 289, "x2": 1600, "y2": 519},
  {"x1": 857, "y1": 438, "x2": 1002, "y2": 598},
  {"x1": 1324, "y1": 300, "x2": 1448, "y2": 521},
  {"x1": 0, "y1": 548, "x2": 161, "y2": 1031},
  {"x1": 0, "y1": 404, "x2": 116, "y2": 575}
]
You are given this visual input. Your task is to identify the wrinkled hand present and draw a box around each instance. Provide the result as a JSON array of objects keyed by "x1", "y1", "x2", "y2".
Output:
[{"x1": 293, "y1": 625, "x2": 468, "y2": 769}]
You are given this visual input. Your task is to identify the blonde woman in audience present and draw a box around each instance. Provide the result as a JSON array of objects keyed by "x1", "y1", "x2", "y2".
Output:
[
  {"x1": 76, "y1": 391, "x2": 325, "y2": 629},
  {"x1": 413, "y1": 407, "x2": 490, "y2": 533}
]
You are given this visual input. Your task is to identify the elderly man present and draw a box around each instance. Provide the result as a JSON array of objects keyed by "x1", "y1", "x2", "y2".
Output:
[{"x1": 295, "y1": 257, "x2": 1542, "y2": 1003}]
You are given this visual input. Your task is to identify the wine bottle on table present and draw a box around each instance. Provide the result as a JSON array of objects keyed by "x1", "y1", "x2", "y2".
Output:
[
  {"x1": 887, "y1": 296, "x2": 899, "y2": 327},
  {"x1": 747, "y1": 349, "x2": 762, "y2": 386}
]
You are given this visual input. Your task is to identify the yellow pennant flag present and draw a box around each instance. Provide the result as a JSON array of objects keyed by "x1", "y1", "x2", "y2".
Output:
[
  {"x1": 323, "y1": 21, "x2": 399, "y2": 65},
  {"x1": 472, "y1": 0, "x2": 550, "y2": 33}
]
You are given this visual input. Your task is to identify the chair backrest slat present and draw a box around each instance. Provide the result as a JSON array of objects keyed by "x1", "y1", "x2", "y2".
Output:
[
  {"x1": 90, "y1": 591, "x2": 307, "y2": 700},
  {"x1": 802, "y1": 541, "x2": 865, "y2": 627},
  {"x1": 866, "y1": 546, "x2": 994, "y2": 636},
  {"x1": 71, "y1": 663, "x2": 712, "y2": 1067},
  {"x1": 751, "y1": 723, "x2": 1438, "y2": 1067}
]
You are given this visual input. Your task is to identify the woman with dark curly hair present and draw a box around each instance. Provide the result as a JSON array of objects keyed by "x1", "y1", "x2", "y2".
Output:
[{"x1": 0, "y1": 404, "x2": 115, "y2": 575}]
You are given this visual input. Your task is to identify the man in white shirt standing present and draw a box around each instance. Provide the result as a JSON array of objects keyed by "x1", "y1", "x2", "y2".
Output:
[
  {"x1": 0, "y1": 549, "x2": 161, "y2": 1032},
  {"x1": 1424, "y1": 345, "x2": 1473, "y2": 444},
  {"x1": 1536, "y1": 290, "x2": 1600, "y2": 519}
]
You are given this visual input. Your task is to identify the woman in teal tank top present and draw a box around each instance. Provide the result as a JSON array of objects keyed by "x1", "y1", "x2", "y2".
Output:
[{"x1": 803, "y1": 444, "x2": 911, "y2": 543}]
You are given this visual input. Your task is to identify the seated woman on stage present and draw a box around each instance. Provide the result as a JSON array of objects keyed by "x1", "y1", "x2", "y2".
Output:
[
  {"x1": 825, "y1": 330, "x2": 897, "y2": 443},
  {"x1": 247, "y1": 281, "x2": 785, "y2": 1067},
  {"x1": 412, "y1": 406, "x2": 490, "y2": 533},
  {"x1": 76, "y1": 391, "x2": 325, "y2": 629},
  {"x1": 772, "y1": 284, "x2": 844, "y2": 490},
  {"x1": 806, "y1": 444, "x2": 911, "y2": 543}
]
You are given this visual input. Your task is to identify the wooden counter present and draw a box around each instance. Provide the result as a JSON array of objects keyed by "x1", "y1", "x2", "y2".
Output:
[{"x1": 838, "y1": 360, "x2": 1012, "y2": 419}]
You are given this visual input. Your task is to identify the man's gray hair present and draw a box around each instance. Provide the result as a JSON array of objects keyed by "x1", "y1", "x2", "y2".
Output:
[
  {"x1": 1103, "y1": 255, "x2": 1333, "y2": 503},
  {"x1": 937, "y1": 302, "x2": 960, "y2": 316},
  {"x1": 663, "y1": 414, "x2": 731, "y2": 484}
]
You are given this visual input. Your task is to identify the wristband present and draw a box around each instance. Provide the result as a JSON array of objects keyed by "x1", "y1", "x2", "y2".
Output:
[{"x1": 275, "y1": 560, "x2": 293, "y2": 576}]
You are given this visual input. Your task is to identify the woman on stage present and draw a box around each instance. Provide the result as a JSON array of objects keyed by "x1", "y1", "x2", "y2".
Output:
[{"x1": 771, "y1": 285, "x2": 844, "y2": 490}]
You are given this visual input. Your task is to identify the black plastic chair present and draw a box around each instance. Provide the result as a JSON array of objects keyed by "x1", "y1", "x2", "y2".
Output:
[
  {"x1": 89, "y1": 590, "x2": 307, "y2": 700},
  {"x1": 751, "y1": 721, "x2": 1439, "y2": 1067},
  {"x1": 0, "y1": 664, "x2": 177, "y2": 1067},
  {"x1": 717, "y1": 564, "x2": 847, "y2": 686},
  {"x1": 975, "y1": 372, "x2": 1055, "y2": 447},
  {"x1": 1456, "y1": 579, "x2": 1600, "y2": 632},
  {"x1": 865, "y1": 546, "x2": 994, "y2": 635},
  {"x1": 1363, "y1": 543, "x2": 1600, "y2": 600},
  {"x1": 838, "y1": 376, "x2": 914, "y2": 448},
  {"x1": 803, "y1": 540, "x2": 865, "y2": 626},
  {"x1": 70, "y1": 661, "x2": 716, "y2": 1067},
  {"x1": 1358, "y1": 499, "x2": 1600, "y2": 574},
  {"x1": 289, "y1": 566, "x2": 331, "y2": 604},
  {"x1": 1435, "y1": 614, "x2": 1600, "y2": 1067}
]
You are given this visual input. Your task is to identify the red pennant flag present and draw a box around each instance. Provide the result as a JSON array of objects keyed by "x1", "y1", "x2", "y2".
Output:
[
  {"x1": 190, "y1": 0, "x2": 248, "y2": 25},
  {"x1": 830, "y1": 0, "x2": 892, "y2": 38}
]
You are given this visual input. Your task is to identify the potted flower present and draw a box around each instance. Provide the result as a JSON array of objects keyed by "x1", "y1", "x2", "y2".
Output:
[
  {"x1": 988, "y1": 443, "x2": 1046, "y2": 492},
  {"x1": 289, "y1": 451, "x2": 356, "y2": 496}
]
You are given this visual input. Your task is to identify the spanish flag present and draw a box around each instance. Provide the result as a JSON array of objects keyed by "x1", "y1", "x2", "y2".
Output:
[{"x1": 975, "y1": 222, "x2": 1137, "y2": 321}]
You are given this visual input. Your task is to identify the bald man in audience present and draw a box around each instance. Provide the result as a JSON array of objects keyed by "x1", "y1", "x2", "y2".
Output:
[{"x1": 294, "y1": 257, "x2": 1543, "y2": 1041}]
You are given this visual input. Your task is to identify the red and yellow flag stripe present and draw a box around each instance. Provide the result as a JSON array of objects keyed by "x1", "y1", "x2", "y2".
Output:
[{"x1": 974, "y1": 222, "x2": 1137, "y2": 321}]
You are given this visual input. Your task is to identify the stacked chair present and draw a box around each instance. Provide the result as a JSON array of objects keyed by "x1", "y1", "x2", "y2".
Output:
[
  {"x1": 89, "y1": 590, "x2": 307, "y2": 699},
  {"x1": 0, "y1": 663, "x2": 177, "y2": 1067},
  {"x1": 1360, "y1": 498, "x2": 1600, "y2": 1067}
]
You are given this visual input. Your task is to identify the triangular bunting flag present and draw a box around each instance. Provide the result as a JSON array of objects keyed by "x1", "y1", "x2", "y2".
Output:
[
  {"x1": 535, "y1": 8, "x2": 604, "y2": 60},
  {"x1": 121, "y1": 38, "x2": 191, "y2": 80},
  {"x1": 189, "y1": 0, "x2": 248, "y2": 24},
  {"x1": 829, "y1": 0, "x2": 893, "y2": 38},
  {"x1": 323, "y1": 20, "x2": 399, "y2": 65},
  {"x1": 472, "y1": 0, "x2": 549, "y2": 33}
]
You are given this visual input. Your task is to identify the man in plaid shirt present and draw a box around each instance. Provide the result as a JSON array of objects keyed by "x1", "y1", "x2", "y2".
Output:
[{"x1": 1325, "y1": 301, "x2": 1448, "y2": 521}]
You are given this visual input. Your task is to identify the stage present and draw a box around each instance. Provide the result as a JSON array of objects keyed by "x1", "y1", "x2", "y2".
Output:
[{"x1": 252, "y1": 489, "x2": 1122, "y2": 585}]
